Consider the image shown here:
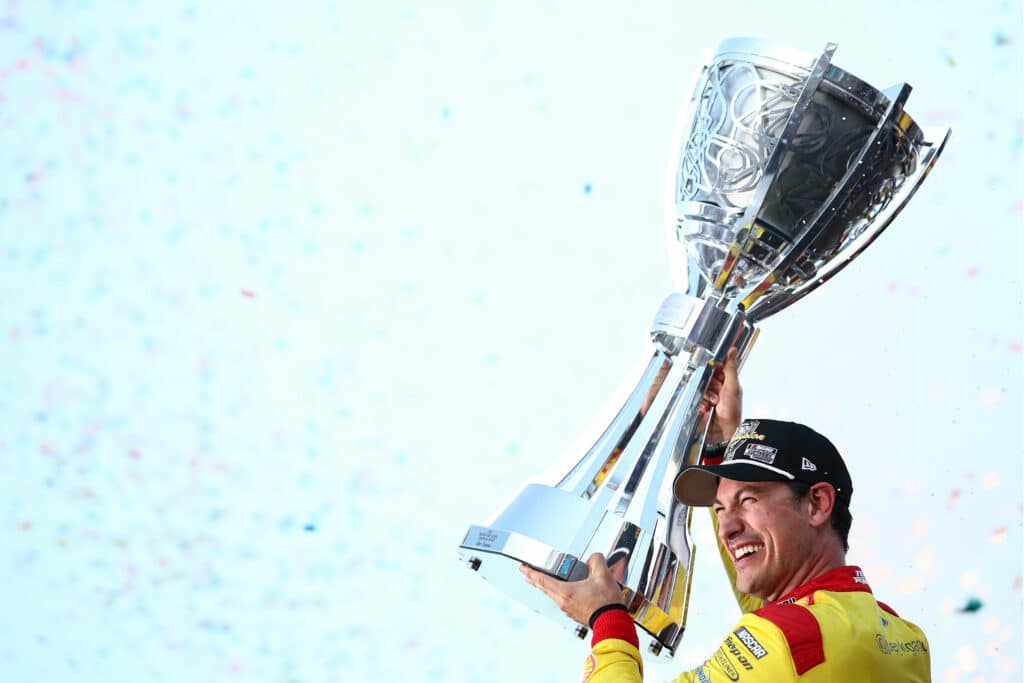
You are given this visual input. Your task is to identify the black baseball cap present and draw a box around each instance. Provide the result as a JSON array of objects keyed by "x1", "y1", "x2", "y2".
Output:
[{"x1": 673, "y1": 419, "x2": 853, "y2": 507}]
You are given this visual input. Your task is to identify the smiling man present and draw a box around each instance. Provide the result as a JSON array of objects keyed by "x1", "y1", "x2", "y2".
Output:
[{"x1": 521, "y1": 354, "x2": 931, "y2": 682}]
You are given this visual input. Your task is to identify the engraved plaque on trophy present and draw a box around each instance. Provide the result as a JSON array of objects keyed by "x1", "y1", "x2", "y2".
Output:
[{"x1": 458, "y1": 38, "x2": 950, "y2": 656}]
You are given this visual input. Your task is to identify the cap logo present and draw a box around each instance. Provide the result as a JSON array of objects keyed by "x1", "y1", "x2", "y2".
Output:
[
  {"x1": 724, "y1": 420, "x2": 765, "y2": 461},
  {"x1": 744, "y1": 443, "x2": 777, "y2": 464},
  {"x1": 801, "y1": 457, "x2": 817, "y2": 472},
  {"x1": 734, "y1": 420, "x2": 759, "y2": 437}
]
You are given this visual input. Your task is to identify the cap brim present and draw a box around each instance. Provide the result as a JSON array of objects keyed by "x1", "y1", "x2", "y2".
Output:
[{"x1": 673, "y1": 462, "x2": 794, "y2": 506}]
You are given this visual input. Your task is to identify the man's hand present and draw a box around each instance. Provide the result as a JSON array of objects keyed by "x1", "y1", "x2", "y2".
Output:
[
  {"x1": 699, "y1": 347, "x2": 742, "y2": 444},
  {"x1": 520, "y1": 553, "x2": 625, "y2": 625}
]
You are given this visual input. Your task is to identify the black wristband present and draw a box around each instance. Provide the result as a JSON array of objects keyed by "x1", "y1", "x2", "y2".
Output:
[{"x1": 588, "y1": 603, "x2": 628, "y2": 628}]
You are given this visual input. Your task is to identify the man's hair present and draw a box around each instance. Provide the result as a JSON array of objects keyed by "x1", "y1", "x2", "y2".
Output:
[{"x1": 786, "y1": 481, "x2": 852, "y2": 553}]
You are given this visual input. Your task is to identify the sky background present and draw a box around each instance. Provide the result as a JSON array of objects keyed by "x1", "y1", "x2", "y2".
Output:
[{"x1": 0, "y1": 1, "x2": 1021, "y2": 682}]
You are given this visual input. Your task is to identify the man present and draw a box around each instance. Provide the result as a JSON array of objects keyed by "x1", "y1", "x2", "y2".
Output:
[{"x1": 521, "y1": 351, "x2": 931, "y2": 681}]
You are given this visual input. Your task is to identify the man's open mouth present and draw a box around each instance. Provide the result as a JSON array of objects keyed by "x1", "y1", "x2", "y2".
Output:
[{"x1": 732, "y1": 544, "x2": 764, "y2": 564}]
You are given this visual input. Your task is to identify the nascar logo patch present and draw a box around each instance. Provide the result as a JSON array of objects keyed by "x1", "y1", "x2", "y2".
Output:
[{"x1": 734, "y1": 627, "x2": 768, "y2": 659}]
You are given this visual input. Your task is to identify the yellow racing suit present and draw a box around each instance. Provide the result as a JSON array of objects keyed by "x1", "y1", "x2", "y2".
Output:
[
  {"x1": 583, "y1": 565, "x2": 931, "y2": 682},
  {"x1": 582, "y1": 440, "x2": 931, "y2": 683}
]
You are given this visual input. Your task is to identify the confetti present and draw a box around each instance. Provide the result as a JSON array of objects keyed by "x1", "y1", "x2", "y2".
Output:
[
  {"x1": 913, "y1": 550, "x2": 935, "y2": 572},
  {"x1": 988, "y1": 527, "x2": 1007, "y2": 544},
  {"x1": 955, "y1": 645, "x2": 978, "y2": 672},
  {"x1": 898, "y1": 576, "x2": 925, "y2": 593},
  {"x1": 958, "y1": 598, "x2": 984, "y2": 613}
]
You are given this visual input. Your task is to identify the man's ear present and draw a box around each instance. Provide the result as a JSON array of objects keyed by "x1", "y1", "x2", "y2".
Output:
[{"x1": 806, "y1": 482, "x2": 836, "y2": 529}]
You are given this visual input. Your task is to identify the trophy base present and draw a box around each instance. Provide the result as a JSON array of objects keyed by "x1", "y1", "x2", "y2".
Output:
[
  {"x1": 458, "y1": 525, "x2": 683, "y2": 658},
  {"x1": 457, "y1": 538, "x2": 591, "y2": 638}
]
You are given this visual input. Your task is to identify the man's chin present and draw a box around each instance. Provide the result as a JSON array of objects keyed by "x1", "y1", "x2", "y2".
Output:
[{"x1": 734, "y1": 572, "x2": 761, "y2": 599}]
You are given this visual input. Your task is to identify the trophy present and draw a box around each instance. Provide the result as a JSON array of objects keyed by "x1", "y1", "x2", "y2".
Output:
[{"x1": 458, "y1": 38, "x2": 950, "y2": 656}]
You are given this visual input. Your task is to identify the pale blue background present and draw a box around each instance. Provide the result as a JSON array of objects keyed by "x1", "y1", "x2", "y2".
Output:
[{"x1": 0, "y1": 1, "x2": 1021, "y2": 682}]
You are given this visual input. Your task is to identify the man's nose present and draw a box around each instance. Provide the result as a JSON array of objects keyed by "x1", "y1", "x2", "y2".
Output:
[{"x1": 717, "y1": 510, "x2": 743, "y2": 542}]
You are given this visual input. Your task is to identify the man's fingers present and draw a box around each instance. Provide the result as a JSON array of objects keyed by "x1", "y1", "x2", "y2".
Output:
[
  {"x1": 724, "y1": 348, "x2": 740, "y2": 385},
  {"x1": 520, "y1": 563, "x2": 564, "y2": 598}
]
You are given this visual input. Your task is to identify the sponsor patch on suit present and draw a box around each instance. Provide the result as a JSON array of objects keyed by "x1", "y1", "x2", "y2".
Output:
[{"x1": 734, "y1": 627, "x2": 768, "y2": 659}]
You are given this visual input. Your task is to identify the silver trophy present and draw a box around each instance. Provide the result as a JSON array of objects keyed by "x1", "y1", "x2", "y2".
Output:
[{"x1": 458, "y1": 38, "x2": 949, "y2": 657}]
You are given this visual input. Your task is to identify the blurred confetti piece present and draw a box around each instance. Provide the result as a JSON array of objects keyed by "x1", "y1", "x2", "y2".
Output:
[
  {"x1": 870, "y1": 564, "x2": 892, "y2": 586},
  {"x1": 913, "y1": 549, "x2": 935, "y2": 572},
  {"x1": 989, "y1": 526, "x2": 1007, "y2": 544},
  {"x1": 960, "y1": 570, "x2": 979, "y2": 589},
  {"x1": 910, "y1": 519, "x2": 928, "y2": 538},
  {"x1": 947, "y1": 489, "x2": 962, "y2": 508},
  {"x1": 958, "y1": 597, "x2": 983, "y2": 613},
  {"x1": 241, "y1": 289, "x2": 256, "y2": 298},
  {"x1": 898, "y1": 575, "x2": 925, "y2": 593},
  {"x1": 982, "y1": 472, "x2": 1000, "y2": 489},
  {"x1": 982, "y1": 617, "x2": 1000, "y2": 634},
  {"x1": 981, "y1": 388, "x2": 1002, "y2": 405},
  {"x1": 955, "y1": 645, "x2": 978, "y2": 672},
  {"x1": 903, "y1": 479, "x2": 920, "y2": 495},
  {"x1": 927, "y1": 109, "x2": 958, "y2": 124}
]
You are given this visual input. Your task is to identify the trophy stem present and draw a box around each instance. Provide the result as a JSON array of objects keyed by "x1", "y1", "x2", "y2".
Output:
[
  {"x1": 555, "y1": 351, "x2": 674, "y2": 498},
  {"x1": 459, "y1": 294, "x2": 758, "y2": 657}
]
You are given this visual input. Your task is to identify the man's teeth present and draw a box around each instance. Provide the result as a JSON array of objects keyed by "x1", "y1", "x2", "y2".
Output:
[{"x1": 735, "y1": 545, "x2": 763, "y2": 559}]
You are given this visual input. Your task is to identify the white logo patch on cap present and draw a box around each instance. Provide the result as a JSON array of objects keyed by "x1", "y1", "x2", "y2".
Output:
[
  {"x1": 744, "y1": 443, "x2": 777, "y2": 464},
  {"x1": 801, "y1": 457, "x2": 817, "y2": 471},
  {"x1": 724, "y1": 421, "x2": 766, "y2": 461},
  {"x1": 735, "y1": 420, "x2": 759, "y2": 437}
]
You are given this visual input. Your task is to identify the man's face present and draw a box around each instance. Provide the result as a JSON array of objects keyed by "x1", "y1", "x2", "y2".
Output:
[{"x1": 712, "y1": 478, "x2": 816, "y2": 602}]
